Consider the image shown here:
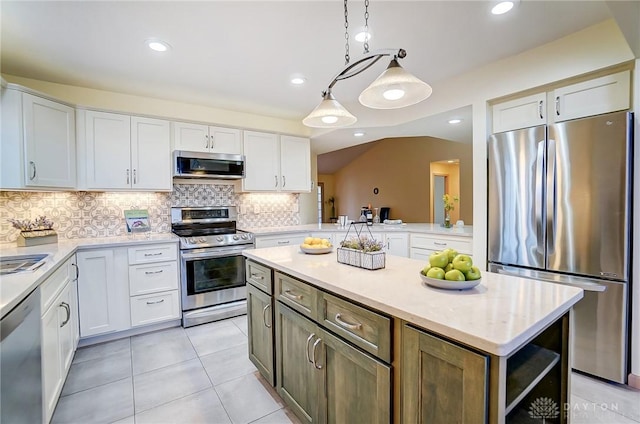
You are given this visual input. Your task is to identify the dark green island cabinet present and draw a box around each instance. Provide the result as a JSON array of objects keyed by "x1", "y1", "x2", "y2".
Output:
[{"x1": 244, "y1": 247, "x2": 581, "y2": 424}]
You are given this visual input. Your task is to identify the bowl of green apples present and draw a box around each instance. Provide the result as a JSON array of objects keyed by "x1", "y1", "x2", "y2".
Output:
[{"x1": 419, "y1": 248, "x2": 482, "y2": 290}]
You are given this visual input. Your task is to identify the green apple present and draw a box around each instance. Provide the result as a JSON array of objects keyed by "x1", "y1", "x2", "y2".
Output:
[
  {"x1": 464, "y1": 266, "x2": 482, "y2": 281},
  {"x1": 445, "y1": 269, "x2": 466, "y2": 281},
  {"x1": 422, "y1": 264, "x2": 432, "y2": 275},
  {"x1": 444, "y1": 263, "x2": 454, "y2": 272},
  {"x1": 426, "y1": 267, "x2": 445, "y2": 280},
  {"x1": 443, "y1": 248, "x2": 458, "y2": 263},
  {"x1": 452, "y1": 254, "x2": 473, "y2": 273},
  {"x1": 429, "y1": 251, "x2": 449, "y2": 269}
]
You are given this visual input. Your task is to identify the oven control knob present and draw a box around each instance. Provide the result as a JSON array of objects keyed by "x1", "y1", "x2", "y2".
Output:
[
  {"x1": 216, "y1": 236, "x2": 224, "y2": 242},
  {"x1": 198, "y1": 237, "x2": 206, "y2": 243},
  {"x1": 188, "y1": 237, "x2": 196, "y2": 244},
  {"x1": 240, "y1": 234, "x2": 247, "y2": 240},
  {"x1": 233, "y1": 235, "x2": 239, "y2": 240}
]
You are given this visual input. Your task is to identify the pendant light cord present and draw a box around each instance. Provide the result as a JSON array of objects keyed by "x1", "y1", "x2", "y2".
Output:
[
  {"x1": 363, "y1": 0, "x2": 370, "y2": 53},
  {"x1": 344, "y1": 0, "x2": 350, "y2": 65}
]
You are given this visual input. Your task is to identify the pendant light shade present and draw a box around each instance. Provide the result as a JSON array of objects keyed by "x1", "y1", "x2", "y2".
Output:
[
  {"x1": 302, "y1": 91, "x2": 357, "y2": 128},
  {"x1": 358, "y1": 59, "x2": 433, "y2": 109}
]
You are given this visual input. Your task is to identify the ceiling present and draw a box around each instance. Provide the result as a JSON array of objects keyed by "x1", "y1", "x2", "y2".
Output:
[{"x1": 1, "y1": 1, "x2": 614, "y2": 154}]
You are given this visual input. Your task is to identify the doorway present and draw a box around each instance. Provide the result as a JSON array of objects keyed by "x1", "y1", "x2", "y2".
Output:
[{"x1": 433, "y1": 175, "x2": 446, "y2": 224}]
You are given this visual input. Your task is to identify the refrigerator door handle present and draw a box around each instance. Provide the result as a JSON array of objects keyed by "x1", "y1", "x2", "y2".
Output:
[
  {"x1": 535, "y1": 140, "x2": 545, "y2": 254},
  {"x1": 547, "y1": 138, "x2": 557, "y2": 256}
]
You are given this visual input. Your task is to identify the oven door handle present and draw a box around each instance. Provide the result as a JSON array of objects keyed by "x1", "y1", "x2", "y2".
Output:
[{"x1": 180, "y1": 247, "x2": 251, "y2": 260}]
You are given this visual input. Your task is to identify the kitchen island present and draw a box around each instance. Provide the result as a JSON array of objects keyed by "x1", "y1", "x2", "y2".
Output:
[{"x1": 243, "y1": 245, "x2": 583, "y2": 424}]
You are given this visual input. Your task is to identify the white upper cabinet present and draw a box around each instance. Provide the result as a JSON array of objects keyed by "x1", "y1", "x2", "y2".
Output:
[
  {"x1": 492, "y1": 92, "x2": 546, "y2": 133},
  {"x1": 242, "y1": 131, "x2": 310, "y2": 192},
  {"x1": 243, "y1": 131, "x2": 280, "y2": 191},
  {"x1": 552, "y1": 70, "x2": 630, "y2": 122},
  {"x1": 80, "y1": 110, "x2": 171, "y2": 191},
  {"x1": 492, "y1": 70, "x2": 631, "y2": 133},
  {"x1": 279, "y1": 135, "x2": 311, "y2": 192},
  {"x1": 1, "y1": 87, "x2": 76, "y2": 189},
  {"x1": 172, "y1": 121, "x2": 242, "y2": 155}
]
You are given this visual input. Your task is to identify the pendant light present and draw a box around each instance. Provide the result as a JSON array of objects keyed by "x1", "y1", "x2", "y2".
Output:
[{"x1": 303, "y1": 0, "x2": 432, "y2": 128}]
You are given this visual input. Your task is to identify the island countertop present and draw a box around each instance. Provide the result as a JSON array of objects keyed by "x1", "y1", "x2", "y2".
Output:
[{"x1": 243, "y1": 245, "x2": 583, "y2": 356}]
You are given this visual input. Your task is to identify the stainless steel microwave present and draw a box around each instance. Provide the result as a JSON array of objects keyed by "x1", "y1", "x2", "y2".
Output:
[{"x1": 173, "y1": 151, "x2": 245, "y2": 179}]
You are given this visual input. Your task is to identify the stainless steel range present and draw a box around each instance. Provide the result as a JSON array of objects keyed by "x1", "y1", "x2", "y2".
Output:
[{"x1": 171, "y1": 206, "x2": 253, "y2": 327}]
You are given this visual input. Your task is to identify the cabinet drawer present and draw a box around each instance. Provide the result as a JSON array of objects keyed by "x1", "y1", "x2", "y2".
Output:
[
  {"x1": 410, "y1": 234, "x2": 472, "y2": 254},
  {"x1": 255, "y1": 234, "x2": 307, "y2": 249},
  {"x1": 41, "y1": 257, "x2": 72, "y2": 313},
  {"x1": 130, "y1": 290, "x2": 180, "y2": 327},
  {"x1": 319, "y1": 292, "x2": 391, "y2": 362},
  {"x1": 129, "y1": 261, "x2": 178, "y2": 295},
  {"x1": 275, "y1": 272, "x2": 317, "y2": 319},
  {"x1": 247, "y1": 260, "x2": 273, "y2": 294},
  {"x1": 128, "y1": 243, "x2": 177, "y2": 264}
]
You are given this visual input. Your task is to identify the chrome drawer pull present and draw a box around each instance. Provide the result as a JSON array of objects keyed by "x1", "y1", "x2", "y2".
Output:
[
  {"x1": 144, "y1": 252, "x2": 163, "y2": 257},
  {"x1": 146, "y1": 299, "x2": 165, "y2": 305},
  {"x1": 433, "y1": 241, "x2": 447, "y2": 246},
  {"x1": 305, "y1": 333, "x2": 316, "y2": 363},
  {"x1": 335, "y1": 313, "x2": 362, "y2": 330},
  {"x1": 144, "y1": 270, "x2": 164, "y2": 275},
  {"x1": 277, "y1": 240, "x2": 290, "y2": 245},
  {"x1": 312, "y1": 338, "x2": 323, "y2": 369},
  {"x1": 251, "y1": 273, "x2": 264, "y2": 280},
  {"x1": 283, "y1": 289, "x2": 303, "y2": 300},
  {"x1": 59, "y1": 302, "x2": 71, "y2": 327},
  {"x1": 262, "y1": 303, "x2": 272, "y2": 328}
]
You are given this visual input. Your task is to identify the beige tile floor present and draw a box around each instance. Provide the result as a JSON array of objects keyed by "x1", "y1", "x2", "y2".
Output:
[{"x1": 53, "y1": 315, "x2": 639, "y2": 424}]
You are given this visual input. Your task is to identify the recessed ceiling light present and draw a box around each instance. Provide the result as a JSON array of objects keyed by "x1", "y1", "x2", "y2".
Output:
[
  {"x1": 491, "y1": 1, "x2": 514, "y2": 15},
  {"x1": 290, "y1": 76, "x2": 306, "y2": 85},
  {"x1": 146, "y1": 38, "x2": 170, "y2": 52},
  {"x1": 448, "y1": 118, "x2": 462, "y2": 124},
  {"x1": 354, "y1": 31, "x2": 371, "y2": 43},
  {"x1": 353, "y1": 131, "x2": 365, "y2": 137}
]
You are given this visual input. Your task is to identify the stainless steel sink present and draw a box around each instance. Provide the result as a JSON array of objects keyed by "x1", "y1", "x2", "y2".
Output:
[{"x1": 0, "y1": 254, "x2": 49, "y2": 275}]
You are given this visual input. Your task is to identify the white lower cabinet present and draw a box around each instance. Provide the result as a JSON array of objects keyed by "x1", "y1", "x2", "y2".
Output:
[
  {"x1": 76, "y1": 248, "x2": 130, "y2": 337},
  {"x1": 128, "y1": 243, "x2": 180, "y2": 327},
  {"x1": 41, "y1": 255, "x2": 79, "y2": 423},
  {"x1": 384, "y1": 232, "x2": 409, "y2": 257},
  {"x1": 410, "y1": 233, "x2": 473, "y2": 261}
]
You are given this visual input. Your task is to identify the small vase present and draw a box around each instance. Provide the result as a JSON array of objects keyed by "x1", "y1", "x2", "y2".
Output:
[{"x1": 444, "y1": 214, "x2": 451, "y2": 228}]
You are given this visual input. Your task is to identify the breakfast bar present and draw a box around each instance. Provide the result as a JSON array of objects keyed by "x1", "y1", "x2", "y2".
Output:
[{"x1": 243, "y1": 245, "x2": 583, "y2": 424}]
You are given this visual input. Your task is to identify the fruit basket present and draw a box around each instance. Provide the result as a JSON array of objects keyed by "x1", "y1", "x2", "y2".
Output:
[{"x1": 337, "y1": 223, "x2": 385, "y2": 270}]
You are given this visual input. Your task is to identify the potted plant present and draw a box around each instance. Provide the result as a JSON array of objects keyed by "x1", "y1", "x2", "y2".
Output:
[
  {"x1": 9, "y1": 216, "x2": 58, "y2": 246},
  {"x1": 326, "y1": 196, "x2": 336, "y2": 219},
  {"x1": 337, "y1": 235, "x2": 386, "y2": 270}
]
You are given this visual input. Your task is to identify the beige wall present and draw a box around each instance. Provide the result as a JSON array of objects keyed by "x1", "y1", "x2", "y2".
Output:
[{"x1": 330, "y1": 137, "x2": 472, "y2": 223}]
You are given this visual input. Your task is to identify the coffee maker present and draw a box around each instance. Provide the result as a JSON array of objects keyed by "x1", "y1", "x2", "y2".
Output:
[{"x1": 379, "y1": 207, "x2": 391, "y2": 223}]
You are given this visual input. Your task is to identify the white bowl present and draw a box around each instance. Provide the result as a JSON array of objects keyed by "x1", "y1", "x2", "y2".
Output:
[
  {"x1": 419, "y1": 272, "x2": 481, "y2": 290},
  {"x1": 300, "y1": 245, "x2": 333, "y2": 255}
]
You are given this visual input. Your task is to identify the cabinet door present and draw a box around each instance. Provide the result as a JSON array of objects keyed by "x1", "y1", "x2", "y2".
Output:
[
  {"x1": 131, "y1": 116, "x2": 172, "y2": 190},
  {"x1": 41, "y1": 300, "x2": 63, "y2": 423},
  {"x1": 58, "y1": 281, "x2": 75, "y2": 374},
  {"x1": 316, "y1": 328, "x2": 391, "y2": 424},
  {"x1": 553, "y1": 70, "x2": 630, "y2": 122},
  {"x1": 22, "y1": 93, "x2": 76, "y2": 188},
  {"x1": 276, "y1": 302, "x2": 321, "y2": 424},
  {"x1": 402, "y1": 325, "x2": 488, "y2": 424},
  {"x1": 85, "y1": 111, "x2": 131, "y2": 189},
  {"x1": 280, "y1": 135, "x2": 310, "y2": 192},
  {"x1": 172, "y1": 121, "x2": 209, "y2": 152},
  {"x1": 77, "y1": 249, "x2": 130, "y2": 337},
  {"x1": 242, "y1": 131, "x2": 279, "y2": 191},
  {"x1": 492, "y1": 92, "x2": 546, "y2": 133},
  {"x1": 385, "y1": 232, "x2": 408, "y2": 257},
  {"x1": 209, "y1": 126, "x2": 242, "y2": 154},
  {"x1": 247, "y1": 283, "x2": 275, "y2": 385}
]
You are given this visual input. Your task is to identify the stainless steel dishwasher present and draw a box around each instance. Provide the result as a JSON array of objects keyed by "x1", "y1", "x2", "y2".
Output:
[{"x1": 1, "y1": 287, "x2": 42, "y2": 424}]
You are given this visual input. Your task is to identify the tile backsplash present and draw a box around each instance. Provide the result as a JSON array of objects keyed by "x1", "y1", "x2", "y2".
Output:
[{"x1": 0, "y1": 184, "x2": 300, "y2": 243}]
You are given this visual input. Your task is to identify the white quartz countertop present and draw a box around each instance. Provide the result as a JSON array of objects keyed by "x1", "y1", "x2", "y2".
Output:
[
  {"x1": 242, "y1": 223, "x2": 472, "y2": 237},
  {"x1": 243, "y1": 245, "x2": 583, "y2": 356},
  {"x1": 0, "y1": 233, "x2": 178, "y2": 318}
]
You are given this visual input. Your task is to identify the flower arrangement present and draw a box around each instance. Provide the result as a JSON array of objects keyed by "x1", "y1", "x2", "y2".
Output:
[
  {"x1": 340, "y1": 235, "x2": 384, "y2": 252},
  {"x1": 326, "y1": 196, "x2": 336, "y2": 218},
  {"x1": 8, "y1": 216, "x2": 54, "y2": 231},
  {"x1": 443, "y1": 194, "x2": 459, "y2": 212},
  {"x1": 338, "y1": 235, "x2": 385, "y2": 270}
]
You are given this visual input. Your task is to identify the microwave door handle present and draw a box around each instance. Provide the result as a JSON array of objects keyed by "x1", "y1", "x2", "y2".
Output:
[
  {"x1": 535, "y1": 140, "x2": 545, "y2": 255},
  {"x1": 547, "y1": 138, "x2": 557, "y2": 256}
]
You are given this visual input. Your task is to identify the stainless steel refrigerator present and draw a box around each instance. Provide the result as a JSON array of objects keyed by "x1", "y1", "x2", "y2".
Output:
[{"x1": 488, "y1": 110, "x2": 633, "y2": 384}]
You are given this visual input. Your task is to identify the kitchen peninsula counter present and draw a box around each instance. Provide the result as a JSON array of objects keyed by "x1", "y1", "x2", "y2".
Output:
[{"x1": 242, "y1": 222, "x2": 473, "y2": 237}]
